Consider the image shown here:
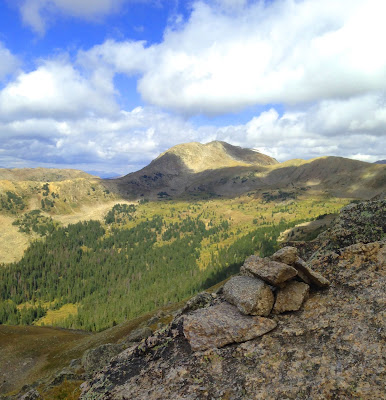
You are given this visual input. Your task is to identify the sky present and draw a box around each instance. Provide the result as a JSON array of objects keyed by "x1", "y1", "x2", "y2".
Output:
[{"x1": 0, "y1": 0, "x2": 385, "y2": 177}]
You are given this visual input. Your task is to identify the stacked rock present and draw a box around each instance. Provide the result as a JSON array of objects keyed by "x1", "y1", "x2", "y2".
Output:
[
  {"x1": 183, "y1": 246, "x2": 329, "y2": 351},
  {"x1": 227, "y1": 246, "x2": 329, "y2": 316}
]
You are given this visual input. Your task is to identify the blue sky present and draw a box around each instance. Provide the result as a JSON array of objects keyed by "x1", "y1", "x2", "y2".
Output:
[{"x1": 0, "y1": 0, "x2": 385, "y2": 176}]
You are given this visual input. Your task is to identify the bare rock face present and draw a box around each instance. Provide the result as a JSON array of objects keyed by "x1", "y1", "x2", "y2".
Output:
[
  {"x1": 271, "y1": 246, "x2": 298, "y2": 265},
  {"x1": 223, "y1": 275, "x2": 274, "y2": 316},
  {"x1": 183, "y1": 302, "x2": 277, "y2": 351},
  {"x1": 241, "y1": 255, "x2": 298, "y2": 286},
  {"x1": 293, "y1": 257, "x2": 330, "y2": 288},
  {"x1": 82, "y1": 343, "x2": 123, "y2": 375},
  {"x1": 273, "y1": 281, "x2": 310, "y2": 314}
]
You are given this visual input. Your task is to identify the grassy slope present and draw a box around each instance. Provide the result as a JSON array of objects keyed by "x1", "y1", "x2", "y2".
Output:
[
  {"x1": 0, "y1": 173, "x2": 123, "y2": 264},
  {"x1": 0, "y1": 301, "x2": 184, "y2": 397}
]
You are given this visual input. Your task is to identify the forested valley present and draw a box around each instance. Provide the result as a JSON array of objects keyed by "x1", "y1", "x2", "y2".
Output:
[{"x1": 0, "y1": 196, "x2": 348, "y2": 331}]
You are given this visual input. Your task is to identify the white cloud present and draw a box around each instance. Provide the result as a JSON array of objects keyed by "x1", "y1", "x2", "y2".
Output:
[
  {"x1": 0, "y1": 59, "x2": 118, "y2": 120},
  {"x1": 1, "y1": 94, "x2": 385, "y2": 173},
  {"x1": 210, "y1": 94, "x2": 386, "y2": 162},
  {"x1": 2, "y1": 0, "x2": 386, "y2": 173},
  {"x1": 0, "y1": 43, "x2": 19, "y2": 82},
  {"x1": 83, "y1": 0, "x2": 386, "y2": 114}
]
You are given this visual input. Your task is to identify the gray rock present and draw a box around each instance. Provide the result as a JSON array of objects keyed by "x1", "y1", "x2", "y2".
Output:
[
  {"x1": 181, "y1": 291, "x2": 214, "y2": 314},
  {"x1": 271, "y1": 246, "x2": 298, "y2": 265},
  {"x1": 125, "y1": 327, "x2": 152, "y2": 343},
  {"x1": 69, "y1": 358, "x2": 82, "y2": 370},
  {"x1": 223, "y1": 275, "x2": 274, "y2": 316},
  {"x1": 241, "y1": 255, "x2": 298, "y2": 286},
  {"x1": 183, "y1": 302, "x2": 277, "y2": 351},
  {"x1": 18, "y1": 389, "x2": 42, "y2": 400},
  {"x1": 294, "y1": 257, "x2": 330, "y2": 288},
  {"x1": 82, "y1": 343, "x2": 123, "y2": 374},
  {"x1": 273, "y1": 281, "x2": 310, "y2": 314}
]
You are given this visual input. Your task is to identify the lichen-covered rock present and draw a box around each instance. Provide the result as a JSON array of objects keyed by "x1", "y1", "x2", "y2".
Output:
[
  {"x1": 124, "y1": 327, "x2": 152, "y2": 343},
  {"x1": 183, "y1": 302, "x2": 277, "y2": 351},
  {"x1": 82, "y1": 343, "x2": 123, "y2": 375},
  {"x1": 223, "y1": 275, "x2": 274, "y2": 316},
  {"x1": 273, "y1": 281, "x2": 310, "y2": 314},
  {"x1": 271, "y1": 246, "x2": 298, "y2": 265},
  {"x1": 294, "y1": 257, "x2": 330, "y2": 287},
  {"x1": 241, "y1": 255, "x2": 298, "y2": 286},
  {"x1": 180, "y1": 291, "x2": 214, "y2": 314}
]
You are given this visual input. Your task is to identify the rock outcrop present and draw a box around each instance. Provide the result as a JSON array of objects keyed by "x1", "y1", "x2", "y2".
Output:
[
  {"x1": 77, "y1": 199, "x2": 385, "y2": 399},
  {"x1": 183, "y1": 303, "x2": 277, "y2": 351}
]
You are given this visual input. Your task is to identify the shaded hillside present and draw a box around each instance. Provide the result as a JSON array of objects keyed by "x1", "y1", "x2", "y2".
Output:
[
  {"x1": 106, "y1": 141, "x2": 278, "y2": 199},
  {"x1": 105, "y1": 142, "x2": 386, "y2": 200}
]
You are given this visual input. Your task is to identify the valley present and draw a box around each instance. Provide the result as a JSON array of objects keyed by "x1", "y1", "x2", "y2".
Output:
[{"x1": 0, "y1": 141, "x2": 385, "y2": 398}]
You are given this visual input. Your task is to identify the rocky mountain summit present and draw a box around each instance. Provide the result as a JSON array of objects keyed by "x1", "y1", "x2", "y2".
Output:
[{"x1": 76, "y1": 199, "x2": 385, "y2": 400}]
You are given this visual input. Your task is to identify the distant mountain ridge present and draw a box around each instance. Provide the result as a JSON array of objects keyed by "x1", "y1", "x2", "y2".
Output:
[
  {"x1": 375, "y1": 160, "x2": 386, "y2": 164},
  {"x1": 106, "y1": 141, "x2": 386, "y2": 200},
  {"x1": 0, "y1": 168, "x2": 96, "y2": 182}
]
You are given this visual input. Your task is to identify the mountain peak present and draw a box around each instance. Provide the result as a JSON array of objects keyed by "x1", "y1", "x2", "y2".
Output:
[{"x1": 157, "y1": 141, "x2": 277, "y2": 173}]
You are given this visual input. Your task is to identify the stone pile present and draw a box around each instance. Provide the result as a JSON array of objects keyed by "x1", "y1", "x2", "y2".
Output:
[{"x1": 183, "y1": 246, "x2": 330, "y2": 351}]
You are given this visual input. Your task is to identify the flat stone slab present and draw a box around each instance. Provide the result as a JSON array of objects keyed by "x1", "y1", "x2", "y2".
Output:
[
  {"x1": 294, "y1": 257, "x2": 330, "y2": 288},
  {"x1": 271, "y1": 246, "x2": 298, "y2": 265},
  {"x1": 183, "y1": 302, "x2": 277, "y2": 351},
  {"x1": 223, "y1": 275, "x2": 274, "y2": 316},
  {"x1": 241, "y1": 255, "x2": 298, "y2": 286},
  {"x1": 273, "y1": 281, "x2": 310, "y2": 314}
]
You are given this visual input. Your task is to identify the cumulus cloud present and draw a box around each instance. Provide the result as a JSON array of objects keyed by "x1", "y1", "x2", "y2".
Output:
[
  {"x1": 2, "y1": 0, "x2": 386, "y2": 173},
  {"x1": 1, "y1": 94, "x2": 385, "y2": 174},
  {"x1": 82, "y1": 0, "x2": 386, "y2": 114},
  {"x1": 0, "y1": 59, "x2": 117, "y2": 120},
  {"x1": 19, "y1": 0, "x2": 131, "y2": 34},
  {"x1": 0, "y1": 43, "x2": 19, "y2": 82}
]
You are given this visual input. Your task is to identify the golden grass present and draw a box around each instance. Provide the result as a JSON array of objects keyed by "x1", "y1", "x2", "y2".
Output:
[
  {"x1": 39, "y1": 379, "x2": 83, "y2": 400},
  {"x1": 35, "y1": 304, "x2": 78, "y2": 327},
  {"x1": 0, "y1": 214, "x2": 30, "y2": 264}
]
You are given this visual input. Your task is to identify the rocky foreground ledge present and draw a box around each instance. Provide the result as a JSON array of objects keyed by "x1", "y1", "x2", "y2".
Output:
[
  {"x1": 77, "y1": 200, "x2": 385, "y2": 400},
  {"x1": 13, "y1": 200, "x2": 386, "y2": 400}
]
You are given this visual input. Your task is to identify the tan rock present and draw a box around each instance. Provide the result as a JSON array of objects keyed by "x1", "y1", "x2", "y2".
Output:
[
  {"x1": 223, "y1": 275, "x2": 274, "y2": 316},
  {"x1": 294, "y1": 257, "x2": 330, "y2": 288},
  {"x1": 271, "y1": 246, "x2": 298, "y2": 265},
  {"x1": 241, "y1": 255, "x2": 298, "y2": 286},
  {"x1": 183, "y1": 302, "x2": 277, "y2": 351},
  {"x1": 273, "y1": 281, "x2": 310, "y2": 314}
]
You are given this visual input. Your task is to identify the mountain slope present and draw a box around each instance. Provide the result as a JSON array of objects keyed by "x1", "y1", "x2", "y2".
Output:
[{"x1": 106, "y1": 142, "x2": 386, "y2": 200}]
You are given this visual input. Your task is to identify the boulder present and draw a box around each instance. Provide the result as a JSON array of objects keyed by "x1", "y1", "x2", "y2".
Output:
[
  {"x1": 223, "y1": 275, "x2": 274, "y2": 316},
  {"x1": 271, "y1": 246, "x2": 298, "y2": 265},
  {"x1": 241, "y1": 255, "x2": 298, "y2": 286},
  {"x1": 293, "y1": 257, "x2": 330, "y2": 288},
  {"x1": 272, "y1": 281, "x2": 310, "y2": 314},
  {"x1": 183, "y1": 302, "x2": 277, "y2": 351},
  {"x1": 126, "y1": 327, "x2": 152, "y2": 343},
  {"x1": 82, "y1": 343, "x2": 123, "y2": 374}
]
